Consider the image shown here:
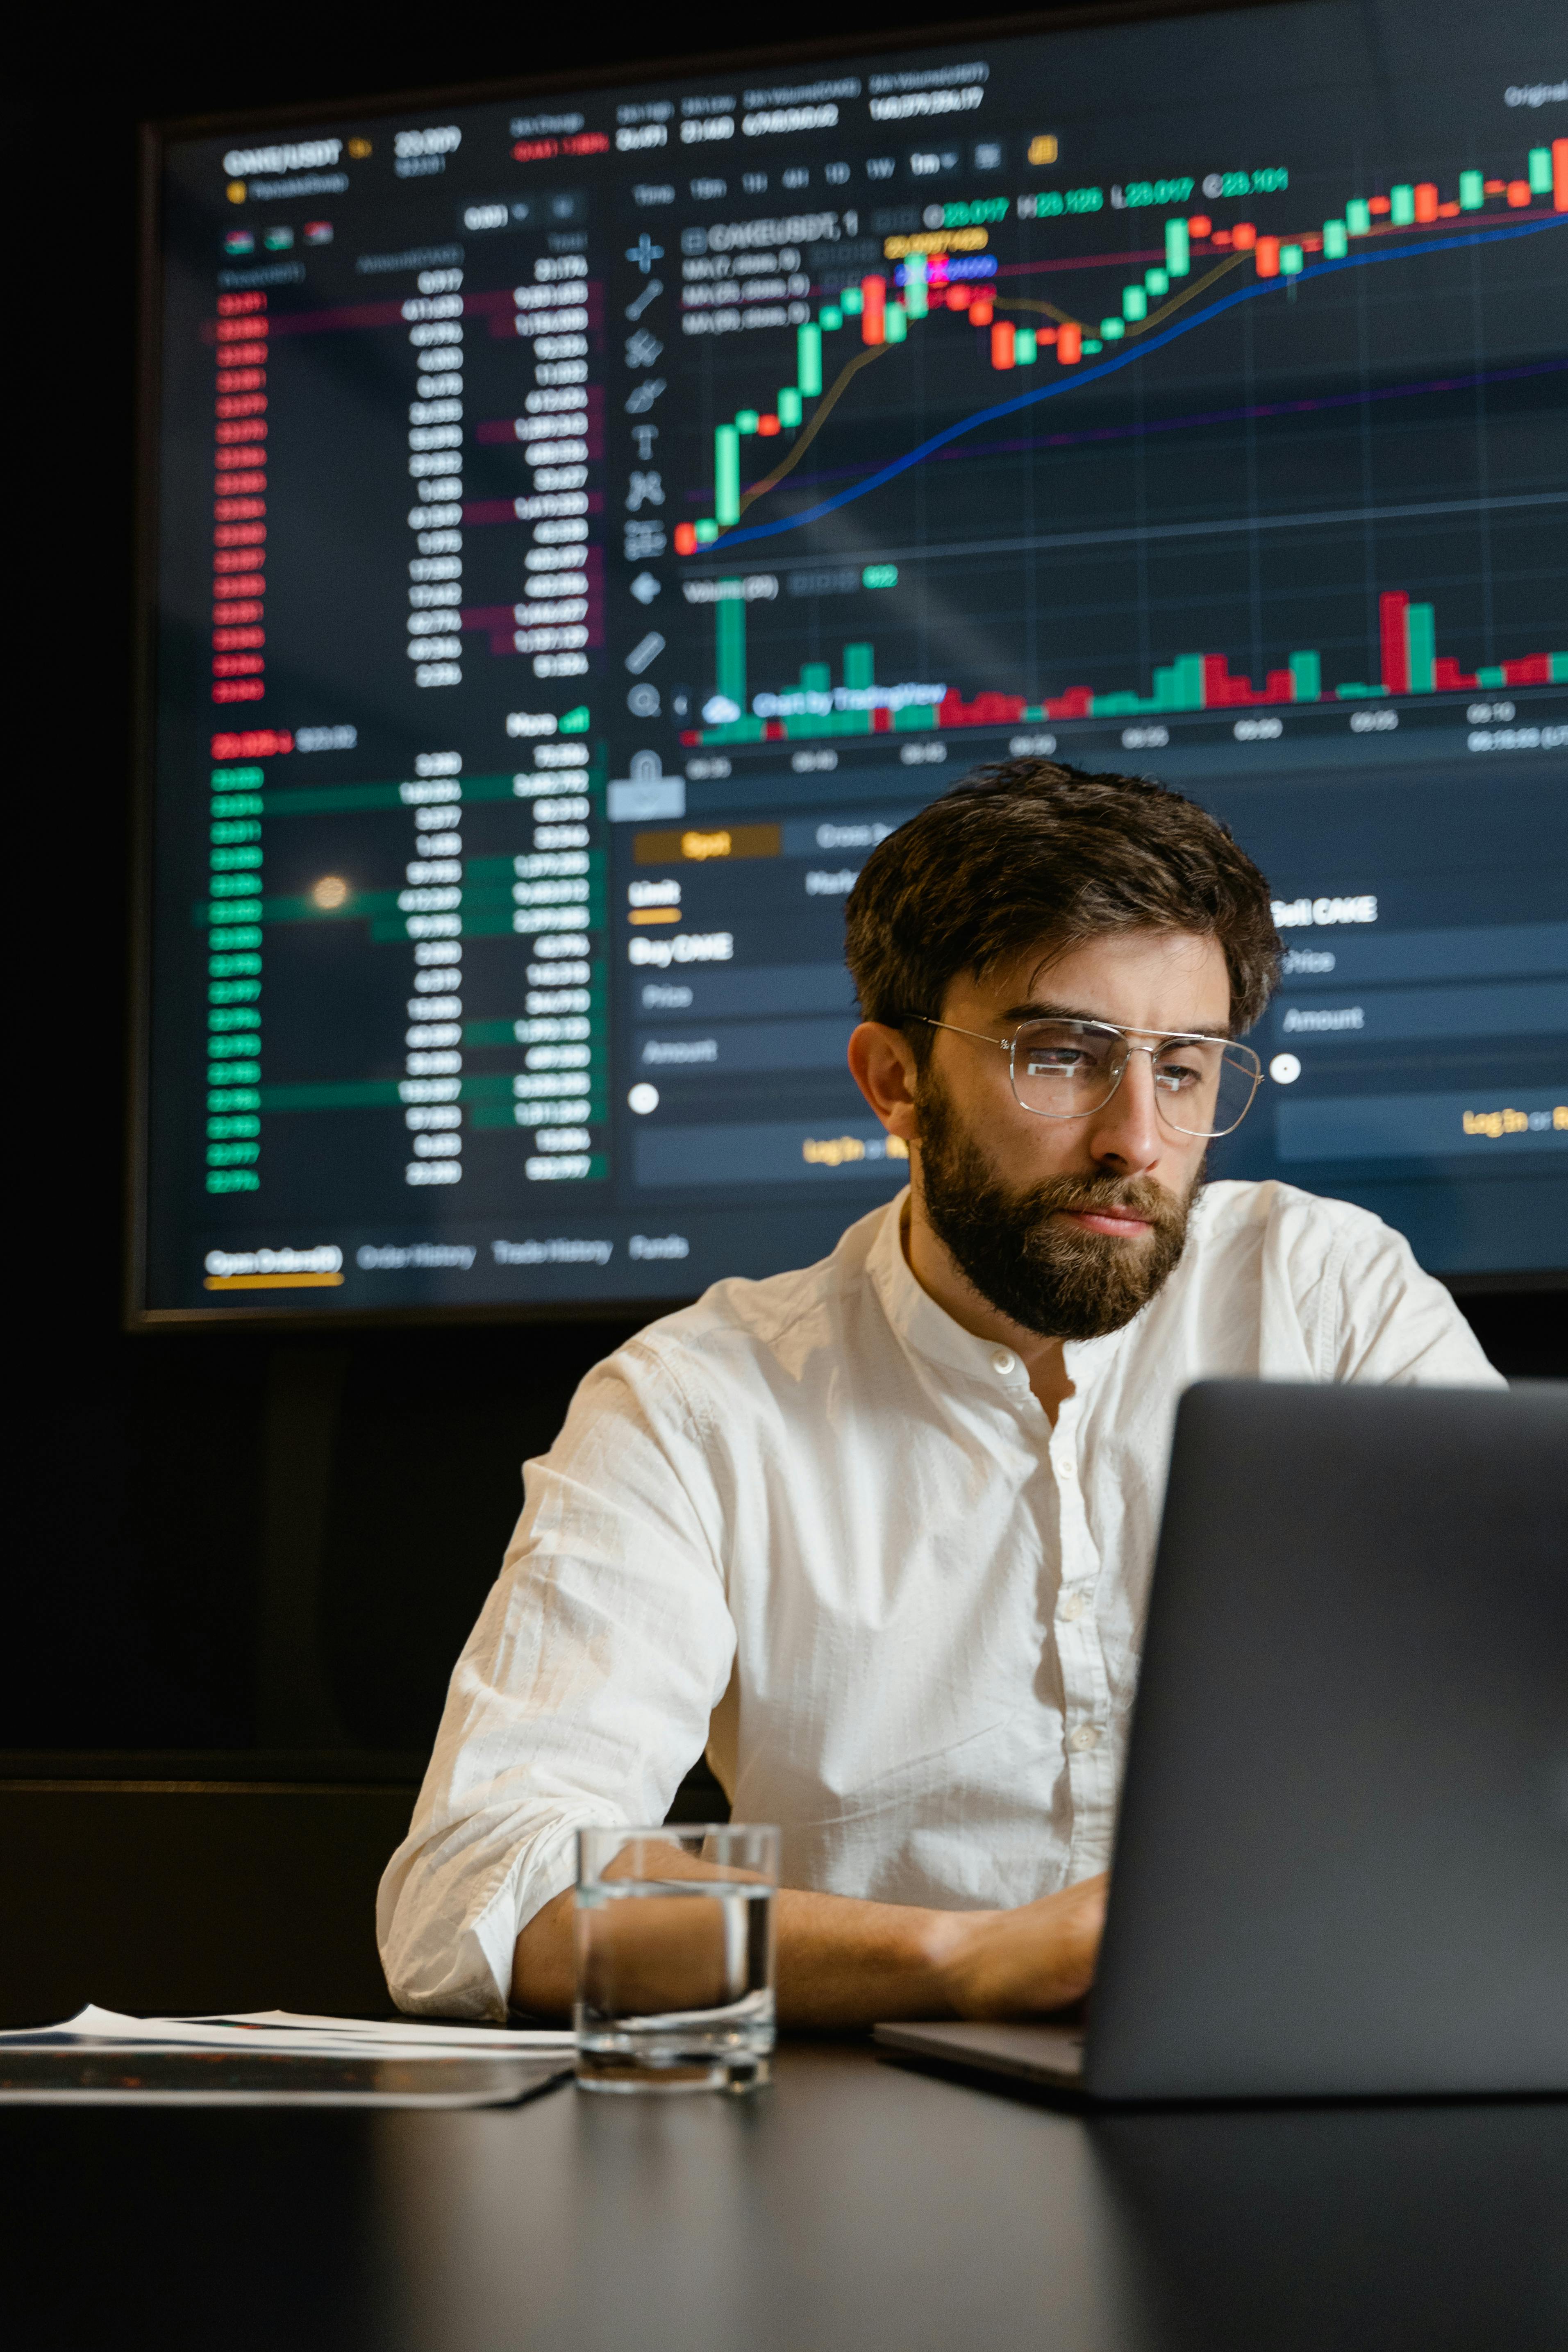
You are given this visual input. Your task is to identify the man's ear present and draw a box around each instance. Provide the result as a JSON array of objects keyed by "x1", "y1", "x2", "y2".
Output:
[{"x1": 847, "y1": 1022, "x2": 920, "y2": 1149}]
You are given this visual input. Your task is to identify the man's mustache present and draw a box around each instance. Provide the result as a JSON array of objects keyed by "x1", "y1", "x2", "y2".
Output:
[{"x1": 1013, "y1": 1172, "x2": 1188, "y2": 1236}]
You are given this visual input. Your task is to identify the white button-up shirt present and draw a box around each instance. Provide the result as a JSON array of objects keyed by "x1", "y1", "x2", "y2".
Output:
[{"x1": 378, "y1": 1179, "x2": 1500, "y2": 2018}]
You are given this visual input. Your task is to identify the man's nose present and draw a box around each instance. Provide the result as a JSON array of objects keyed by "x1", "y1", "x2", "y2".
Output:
[{"x1": 1084, "y1": 1051, "x2": 1163, "y2": 1173}]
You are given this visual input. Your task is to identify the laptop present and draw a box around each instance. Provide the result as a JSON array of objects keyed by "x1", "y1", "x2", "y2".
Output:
[{"x1": 875, "y1": 1378, "x2": 1568, "y2": 2102}]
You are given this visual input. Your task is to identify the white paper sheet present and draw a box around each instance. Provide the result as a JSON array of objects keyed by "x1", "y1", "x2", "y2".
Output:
[
  {"x1": 200, "y1": 2008, "x2": 573, "y2": 2050},
  {"x1": 0, "y1": 2003, "x2": 573, "y2": 2056}
]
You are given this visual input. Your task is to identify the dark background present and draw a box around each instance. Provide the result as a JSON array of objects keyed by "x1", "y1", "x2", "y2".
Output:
[
  {"x1": 5, "y1": 0, "x2": 1002, "y2": 1773},
  {"x1": 2, "y1": 0, "x2": 1561, "y2": 2017}
]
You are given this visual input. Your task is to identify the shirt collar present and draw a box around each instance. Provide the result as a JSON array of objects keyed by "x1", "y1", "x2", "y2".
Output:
[
  {"x1": 866, "y1": 1189, "x2": 1034, "y2": 1395},
  {"x1": 865, "y1": 1187, "x2": 1136, "y2": 1398}
]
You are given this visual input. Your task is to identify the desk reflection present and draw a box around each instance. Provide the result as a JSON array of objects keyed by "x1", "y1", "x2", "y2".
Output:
[
  {"x1": 6, "y1": 2047, "x2": 1563, "y2": 2352},
  {"x1": 1089, "y1": 2100, "x2": 1568, "y2": 2352}
]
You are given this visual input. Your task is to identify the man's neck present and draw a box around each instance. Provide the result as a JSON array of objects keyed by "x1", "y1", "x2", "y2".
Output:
[{"x1": 899, "y1": 1195, "x2": 1074, "y2": 1422}]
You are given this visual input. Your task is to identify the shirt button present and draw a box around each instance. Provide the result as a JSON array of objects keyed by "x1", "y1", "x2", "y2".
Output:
[
  {"x1": 990, "y1": 1348, "x2": 1015, "y2": 1375},
  {"x1": 1069, "y1": 1725, "x2": 1102, "y2": 1753},
  {"x1": 1060, "y1": 1591, "x2": 1088, "y2": 1622},
  {"x1": 1057, "y1": 1454, "x2": 1076, "y2": 1481}
]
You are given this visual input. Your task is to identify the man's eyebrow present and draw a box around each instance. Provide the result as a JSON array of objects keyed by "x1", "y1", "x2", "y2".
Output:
[
  {"x1": 998, "y1": 998, "x2": 1100, "y2": 1025},
  {"x1": 998, "y1": 998, "x2": 1236, "y2": 1041}
]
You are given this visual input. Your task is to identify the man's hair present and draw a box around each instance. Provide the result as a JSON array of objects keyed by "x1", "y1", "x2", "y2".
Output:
[{"x1": 844, "y1": 759, "x2": 1280, "y2": 1045}]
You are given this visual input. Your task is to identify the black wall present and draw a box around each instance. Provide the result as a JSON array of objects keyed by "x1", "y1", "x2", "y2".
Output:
[
  {"x1": 4, "y1": 4, "x2": 954, "y2": 1772},
  {"x1": 6, "y1": 0, "x2": 1564, "y2": 1779}
]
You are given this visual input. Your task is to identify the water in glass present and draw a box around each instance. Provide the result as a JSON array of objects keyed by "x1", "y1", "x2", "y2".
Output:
[{"x1": 574, "y1": 1826, "x2": 777, "y2": 2093}]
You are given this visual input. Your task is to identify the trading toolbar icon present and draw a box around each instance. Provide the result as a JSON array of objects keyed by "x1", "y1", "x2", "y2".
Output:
[{"x1": 625, "y1": 632, "x2": 666, "y2": 675}]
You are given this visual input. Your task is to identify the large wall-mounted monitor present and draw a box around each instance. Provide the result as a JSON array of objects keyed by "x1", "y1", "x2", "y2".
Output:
[{"x1": 132, "y1": 0, "x2": 1566, "y2": 1323}]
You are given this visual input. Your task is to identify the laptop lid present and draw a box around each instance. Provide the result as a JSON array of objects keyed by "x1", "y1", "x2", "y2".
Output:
[{"x1": 1084, "y1": 1379, "x2": 1568, "y2": 2102}]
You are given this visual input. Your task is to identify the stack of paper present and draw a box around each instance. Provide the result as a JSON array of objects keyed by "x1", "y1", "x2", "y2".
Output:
[
  {"x1": 6, "y1": 2003, "x2": 573, "y2": 2053},
  {"x1": 0, "y1": 2004, "x2": 574, "y2": 2107}
]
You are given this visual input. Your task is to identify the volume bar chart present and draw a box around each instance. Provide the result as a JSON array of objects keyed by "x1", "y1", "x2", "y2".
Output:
[{"x1": 688, "y1": 594, "x2": 1568, "y2": 746}]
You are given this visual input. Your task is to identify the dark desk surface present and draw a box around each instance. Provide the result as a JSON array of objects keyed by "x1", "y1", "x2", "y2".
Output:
[{"x1": 7, "y1": 2038, "x2": 1564, "y2": 2351}]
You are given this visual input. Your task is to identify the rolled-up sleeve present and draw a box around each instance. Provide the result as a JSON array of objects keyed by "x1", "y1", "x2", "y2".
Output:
[{"x1": 377, "y1": 1342, "x2": 738, "y2": 2018}]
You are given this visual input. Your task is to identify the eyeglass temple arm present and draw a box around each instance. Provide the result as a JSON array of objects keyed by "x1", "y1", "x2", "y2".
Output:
[{"x1": 910, "y1": 1015, "x2": 1016, "y2": 1050}]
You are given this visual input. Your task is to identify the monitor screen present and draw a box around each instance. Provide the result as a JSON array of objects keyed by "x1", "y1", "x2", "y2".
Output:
[{"x1": 135, "y1": 0, "x2": 1567, "y2": 1322}]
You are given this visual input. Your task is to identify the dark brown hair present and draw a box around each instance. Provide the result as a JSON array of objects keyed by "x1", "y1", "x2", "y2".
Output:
[{"x1": 844, "y1": 759, "x2": 1280, "y2": 1044}]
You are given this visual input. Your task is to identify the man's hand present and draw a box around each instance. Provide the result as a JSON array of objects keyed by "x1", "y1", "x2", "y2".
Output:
[{"x1": 927, "y1": 1872, "x2": 1108, "y2": 2020}]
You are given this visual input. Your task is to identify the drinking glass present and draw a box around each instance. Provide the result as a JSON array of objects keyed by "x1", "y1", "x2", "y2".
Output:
[{"x1": 574, "y1": 1824, "x2": 779, "y2": 2093}]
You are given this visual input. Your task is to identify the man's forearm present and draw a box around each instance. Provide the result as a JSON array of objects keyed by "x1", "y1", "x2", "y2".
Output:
[{"x1": 510, "y1": 1870, "x2": 1106, "y2": 2026}]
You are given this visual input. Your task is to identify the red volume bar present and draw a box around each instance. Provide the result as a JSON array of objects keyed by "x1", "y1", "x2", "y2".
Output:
[{"x1": 1380, "y1": 591, "x2": 1411, "y2": 697}]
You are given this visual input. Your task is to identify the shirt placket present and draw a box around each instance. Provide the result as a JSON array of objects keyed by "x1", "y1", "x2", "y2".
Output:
[{"x1": 1049, "y1": 1390, "x2": 1118, "y2": 1874}]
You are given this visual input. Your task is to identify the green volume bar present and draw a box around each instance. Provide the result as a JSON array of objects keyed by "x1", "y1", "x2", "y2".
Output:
[
  {"x1": 797, "y1": 322, "x2": 823, "y2": 396},
  {"x1": 714, "y1": 425, "x2": 741, "y2": 527},
  {"x1": 1171, "y1": 654, "x2": 1205, "y2": 708},
  {"x1": 843, "y1": 643, "x2": 874, "y2": 690},
  {"x1": 1290, "y1": 650, "x2": 1322, "y2": 702},
  {"x1": 1164, "y1": 218, "x2": 1190, "y2": 277},
  {"x1": 1405, "y1": 603, "x2": 1436, "y2": 693},
  {"x1": 716, "y1": 595, "x2": 747, "y2": 709}
]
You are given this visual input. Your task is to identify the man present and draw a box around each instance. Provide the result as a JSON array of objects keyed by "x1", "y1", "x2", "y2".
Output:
[{"x1": 378, "y1": 762, "x2": 1499, "y2": 2022}]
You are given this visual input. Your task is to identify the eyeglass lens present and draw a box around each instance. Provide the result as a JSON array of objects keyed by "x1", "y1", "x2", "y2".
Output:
[{"x1": 1014, "y1": 1020, "x2": 1260, "y2": 1136}]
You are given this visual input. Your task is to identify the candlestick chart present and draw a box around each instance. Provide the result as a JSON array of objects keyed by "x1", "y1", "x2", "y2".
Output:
[{"x1": 675, "y1": 144, "x2": 1566, "y2": 745}]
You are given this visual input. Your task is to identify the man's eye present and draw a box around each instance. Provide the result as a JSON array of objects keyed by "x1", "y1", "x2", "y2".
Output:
[
  {"x1": 1154, "y1": 1058, "x2": 1202, "y2": 1089},
  {"x1": 1026, "y1": 1050, "x2": 1088, "y2": 1073}
]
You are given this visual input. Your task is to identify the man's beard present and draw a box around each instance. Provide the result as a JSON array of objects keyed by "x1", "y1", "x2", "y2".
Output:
[{"x1": 916, "y1": 1071, "x2": 1200, "y2": 1342}]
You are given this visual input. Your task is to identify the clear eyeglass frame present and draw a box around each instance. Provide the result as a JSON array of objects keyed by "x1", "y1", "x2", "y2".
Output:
[{"x1": 913, "y1": 1014, "x2": 1263, "y2": 1139}]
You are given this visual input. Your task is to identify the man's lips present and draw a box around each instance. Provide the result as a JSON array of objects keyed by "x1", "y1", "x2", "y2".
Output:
[{"x1": 1056, "y1": 1208, "x2": 1154, "y2": 1238}]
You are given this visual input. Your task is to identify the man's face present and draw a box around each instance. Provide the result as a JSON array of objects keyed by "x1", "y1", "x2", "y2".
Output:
[{"x1": 913, "y1": 928, "x2": 1233, "y2": 1341}]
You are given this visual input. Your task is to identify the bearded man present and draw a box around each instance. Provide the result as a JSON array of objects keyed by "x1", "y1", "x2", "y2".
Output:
[{"x1": 379, "y1": 761, "x2": 1499, "y2": 2022}]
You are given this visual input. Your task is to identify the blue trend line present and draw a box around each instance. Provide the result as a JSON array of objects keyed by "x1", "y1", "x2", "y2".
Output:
[
  {"x1": 778, "y1": 359, "x2": 1567, "y2": 493},
  {"x1": 713, "y1": 215, "x2": 1568, "y2": 550}
]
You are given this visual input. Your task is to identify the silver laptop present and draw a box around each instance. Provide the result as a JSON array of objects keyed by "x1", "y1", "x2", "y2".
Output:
[{"x1": 876, "y1": 1378, "x2": 1568, "y2": 2102}]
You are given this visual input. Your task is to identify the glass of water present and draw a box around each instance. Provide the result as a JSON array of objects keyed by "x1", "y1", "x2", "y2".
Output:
[{"x1": 574, "y1": 1824, "x2": 779, "y2": 2093}]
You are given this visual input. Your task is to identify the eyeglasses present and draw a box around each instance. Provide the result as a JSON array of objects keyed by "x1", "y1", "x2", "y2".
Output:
[{"x1": 912, "y1": 1014, "x2": 1263, "y2": 1139}]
